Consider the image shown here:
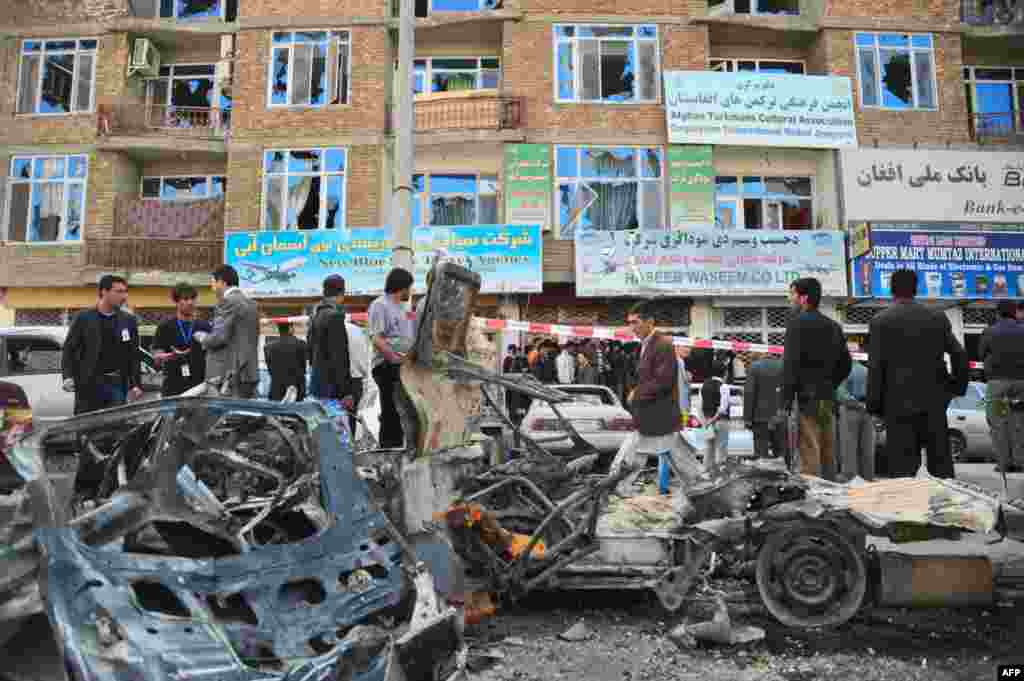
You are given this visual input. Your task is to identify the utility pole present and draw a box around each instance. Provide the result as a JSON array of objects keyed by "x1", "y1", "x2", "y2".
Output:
[{"x1": 391, "y1": 0, "x2": 415, "y2": 273}]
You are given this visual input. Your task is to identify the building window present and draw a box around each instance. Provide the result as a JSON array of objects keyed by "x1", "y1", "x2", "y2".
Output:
[
  {"x1": 142, "y1": 175, "x2": 227, "y2": 200},
  {"x1": 554, "y1": 25, "x2": 659, "y2": 104},
  {"x1": 159, "y1": 0, "x2": 227, "y2": 20},
  {"x1": 714, "y1": 176, "x2": 812, "y2": 230},
  {"x1": 413, "y1": 57, "x2": 500, "y2": 94},
  {"x1": 268, "y1": 31, "x2": 351, "y2": 108},
  {"x1": 411, "y1": 174, "x2": 498, "y2": 226},
  {"x1": 556, "y1": 146, "x2": 663, "y2": 238},
  {"x1": 708, "y1": 0, "x2": 799, "y2": 15},
  {"x1": 145, "y1": 63, "x2": 233, "y2": 128},
  {"x1": 262, "y1": 149, "x2": 346, "y2": 230},
  {"x1": 6, "y1": 155, "x2": 88, "y2": 243},
  {"x1": 418, "y1": 0, "x2": 500, "y2": 15},
  {"x1": 16, "y1": 39, "x2": 97, "y2": 115},
  {"x1": 709, "y1": 59, "x2": 805, "y2": 75},
  {"x1": 963, "y1": 66, "x2": 1024, "y2": 138},
  {"x1": 855, "y1": 33, "x2": 937, "y2": 110}
]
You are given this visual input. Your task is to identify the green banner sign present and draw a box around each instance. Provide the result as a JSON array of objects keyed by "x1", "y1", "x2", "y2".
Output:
[
  {"x1": 668, "y1": 145, "x2": 715, "y2": 230},
  {"x1": 504, "y1": 144, "x2": 551, "y2": 233}
]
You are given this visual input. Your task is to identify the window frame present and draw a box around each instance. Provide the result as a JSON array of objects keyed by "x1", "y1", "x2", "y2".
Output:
[
  {"x1": 555, "y1": 145, "x2": 664, "y2": 236},
  {"x1": 553, "y1": 24, "x2": 661, "y2": 105},
  {"x1": 713, "y1": 175, "x2": 814, "y2": 231},
  {"x1": 160, "y1": 0, "x2": 227, "y2": 21},
  {"x1": 266, "y1": 30, "x2": 352, "y2": 110},
  {"x1": 141, "y1": 175, "x2": 227, "y2": 201},
  {"x1": 6, "y1": 154, "x2": 89, "y2": 244},
  {"x1": 145, "y1": 62, "x2": 219, "y2": 107},
  {"x1": 854, "y1": 32, "x2": 939, "y2": 111},
  {"x1": 962, "y1": 65, "x2": 1024, "y2": 134},
  {"x1": 411, "y1": 172, "x2": 499, "y2": 227},
  {"x1": 260, "y1": 147, "x2": 348, "y2": 231},
  {"x1": 16, "y1": 38, "x2": 98, "y2": 117},
  {"x1": 708, "y1": 58, "x2": 806, "y2": 75},
  {"x1": 413, "y1": 56, "x2": 502, "y2": 95}
]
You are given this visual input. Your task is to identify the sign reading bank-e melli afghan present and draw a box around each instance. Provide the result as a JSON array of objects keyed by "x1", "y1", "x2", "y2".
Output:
[
  {"x1": 225, "y1": 224, "x2": 543, "y2": 298},
  {"x1": 575, "y1": 227, "x2": 846, "y2": 297}
]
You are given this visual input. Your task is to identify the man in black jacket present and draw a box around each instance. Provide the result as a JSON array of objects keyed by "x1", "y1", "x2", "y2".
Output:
[
  {"x1": 978, "y1": 299, "x2": 1024, "y2": 474},
  {"x1": 867, "y1": 269, "x2": 968, "y2": 478},
  {"x1": 782, "y1": 277, "x2": 852, "y2": 478},
  {"x1": 152, "y1": 283, "x2": 211, "y2": 397},
  {"x1": 308, "y1": 275, "x2": 358, "y2": 430},
  {"x1": 744, "y1": 354, "x2": 788, "y2": 464},
  {"x1": 266, "y1": 322, "x2": 308, "y2": 401},
  {"x1": 61, "y1": 274, "x2": 143, "y2": 415}
]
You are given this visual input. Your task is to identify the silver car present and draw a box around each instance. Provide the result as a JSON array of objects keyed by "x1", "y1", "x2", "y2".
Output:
[{"x1": 0, "y1": 326, "x2": 162, "y2": 424}]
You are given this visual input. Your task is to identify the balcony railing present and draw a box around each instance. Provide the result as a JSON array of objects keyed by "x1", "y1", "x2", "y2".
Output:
[
  {"x1": 970, "y1": 111, "x2": 1024, "y2": 141},
  {"x1": 98, "y1": 104, "x2": 230, "y2": 138},
  {"x1": 387, "y1": 92, "x2": 523, "y2": 134},
  {"x1": 962, "y1": 0, "x2": 1024, "y2": 25},
  {"x1": 86, "y1": 196, "x2": 225, "y2": 272}
]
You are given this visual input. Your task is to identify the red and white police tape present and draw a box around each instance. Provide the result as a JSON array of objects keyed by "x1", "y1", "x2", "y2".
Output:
[{"x1": 264, "y1": 312, "x2": 986, "y2": 370}]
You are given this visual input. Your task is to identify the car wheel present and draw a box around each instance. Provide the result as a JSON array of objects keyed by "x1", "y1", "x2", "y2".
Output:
[{"x1": 949, "y1": 432, "x2": 967, "y2": 462}]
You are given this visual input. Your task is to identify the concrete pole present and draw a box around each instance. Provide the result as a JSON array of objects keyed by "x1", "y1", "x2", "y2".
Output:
[{"x1": 391, "y1": 0, "x2": 415, "y2": 274}]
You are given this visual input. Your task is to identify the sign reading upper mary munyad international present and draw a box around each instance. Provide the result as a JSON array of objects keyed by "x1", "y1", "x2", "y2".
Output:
[{"x1": 664, "y1": 71, "x2": 858, "y2": 149}]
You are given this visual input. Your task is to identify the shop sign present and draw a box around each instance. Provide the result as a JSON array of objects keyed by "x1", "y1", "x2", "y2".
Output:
[
  {"x1": 574, "y1": 227, "x2": 846, "y2": 297},
  {"x1": 504, "y1": 144, "x2": 552, "y2": 232},
  {"x1": 841, "y1": 149, "x2": 1024, "y2": 223},
  {"x1": 850, "y1": 222, "x2": 871, "y2": 259},
  {"x1": 850, "y1": 229, "x2": 1024, "y2": 299},
  {"x1": 225, "y1": 224, "x2": 543, "y2": 298},
  {"x1": 668, "y1": 145, "x2": 715, "y2": 229},
  {"x1": 664, "y1": 71, "x2": 857, "y2": 149}
]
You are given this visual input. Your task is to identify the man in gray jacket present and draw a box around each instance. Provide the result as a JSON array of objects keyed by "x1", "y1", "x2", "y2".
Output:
[
  {"x1": 195, "y1": 265, "x2": 260, "y2": 398},
  {"x1": 744, "y1": 354, "x2": 788, "y2": 464}
]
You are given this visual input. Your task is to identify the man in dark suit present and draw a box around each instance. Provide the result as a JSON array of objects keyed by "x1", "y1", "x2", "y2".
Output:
[
  {"x1": 609, "y1": 301, "x2": 701, "y2": 482},
  {"x1": 265, "y1": 322, "x2": 308, "y2": 401},
  {"x1": 744, "y1": 354, "x2": 788, "y2": 463},
  {"x1": 782, "y1": 277, "x2": 852, "y2": 478},
  {"x1": 194, "y1": 265, "x2": 260, "y2": 398},
  {"x1": 868, "y1": 269, "x2": 968, "y2": 478},
  {"x1": 309, "y1": 275, "x2": 360, "y2": 432},
  {"x1": 61, "y1": 274, "x2": 143, "y2": 414}
]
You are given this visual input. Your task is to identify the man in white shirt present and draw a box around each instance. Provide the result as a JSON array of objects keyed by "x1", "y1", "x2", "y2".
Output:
[
  {"x1": 698, "y1": 362, "x2": 732, "y2": 471},
  {"x1": 556, "y1": 344, "x2": 576, "y2": 384}
]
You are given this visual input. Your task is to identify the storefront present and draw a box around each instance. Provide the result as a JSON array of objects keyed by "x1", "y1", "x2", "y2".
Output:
[{"x1": 840, "y1": 147, "x2": 1024, "y2": 360}]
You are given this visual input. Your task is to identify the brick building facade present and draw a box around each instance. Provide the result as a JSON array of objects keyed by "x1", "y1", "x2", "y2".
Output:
[{"x1": 0, "y1": 0, "x2": 1020, "y2": 357}]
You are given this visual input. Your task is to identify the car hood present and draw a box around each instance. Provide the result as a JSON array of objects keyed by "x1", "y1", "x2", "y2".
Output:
[{"x1": 526, "y1": 404, "x2": 629, "y2": 421}]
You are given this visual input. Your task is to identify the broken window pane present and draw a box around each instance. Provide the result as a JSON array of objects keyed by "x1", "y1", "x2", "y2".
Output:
[
  {"x1": 590, "y1": 183, "x2": 638, "y2": 230},
  {"x1": 858, "y1": 48, "x2": 878, "y2": 106},
  {"x1": 755, "y1": 0, "x2": 799, "y2": 14},
  {"x1": 600, "y1": 41, "x2": 633, "y2": 101},
  {"x1": 582, "y1": 147, "x2": 635, "y2": 178},
  {"x1": 175, "y1": 0, "x2": 222, "y2": 20},
  {"x1": 914, "y1": 52, "x2": 935, "y2": 108},
  {"x1": 292, "y1": 44, "x2": 313, "y2": 105},
  {"x1": 879, "y1": 49, "x2": 912, "y2": 108},
  {"x1": 311, "y1": 43, "x2": 327, "y2": 105},
  {"x1": 162, "y1": 177, "x2": 209, "y2": 200},
  {"x1": 66, "y1": 183, "x2": 83, "y2": 240},
  {"x1": 324, "y1": 175, "x2": 344, "y2": 228},
  {"x1": 265, "y1": 176, "x2": 285, "y2": 229},
  {"x1": 40, "y1": 53, "x2": 75, "y2": 113},
  {"x1": 334, "y1": 42, "x2": 349, "y2": 104},
  {"x1": 16, "y1": 54, "x2": 40, "y2": 114},
  {"x1": 288, "y1": 175, "x2": 320, "y2": 229},
  {"x1": 557, "y1": 43, "x2": 574, "y2": 100},
  {"x1": 271, "y1": 48, "x2": 289, "y2": 105}
]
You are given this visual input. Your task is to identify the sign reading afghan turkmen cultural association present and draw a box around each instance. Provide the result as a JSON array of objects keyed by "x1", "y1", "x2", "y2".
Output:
[
  {"x1": 667, "y1": 145, "x2": 715, "y2": 230},
  {"x1": 664, "y1": 71, "x2": 857, "y2": 149},
  {"x1": 575, "y1": 227, "x2": 847, "y2": 298}
]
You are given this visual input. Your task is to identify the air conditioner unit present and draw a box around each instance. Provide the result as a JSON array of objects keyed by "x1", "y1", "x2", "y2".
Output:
[
  {"x1": 128, "y1": 38, "x2": 161, "y2": 77},
  {"x1": 220, "y1": 34, "x2": 235, "y2": 60}
]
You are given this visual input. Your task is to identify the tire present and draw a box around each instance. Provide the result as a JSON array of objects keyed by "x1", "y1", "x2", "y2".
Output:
[
  {"x1": 949, "y1": 432, "x2": 967, "y2": 462},
  {"x1": 756, "y1": 520, "x2": 868, "y2": 629}
]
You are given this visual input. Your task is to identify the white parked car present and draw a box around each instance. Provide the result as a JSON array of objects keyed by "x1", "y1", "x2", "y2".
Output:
[
  {"x1": 947, "y1": 381, "x2": 992, "y2": 461},
  {"x1": 521, "y1": 384, "x2": 636, "y2": 454},
  {"x1": 0, "y1": 326, "x2": 162, "y2": 424}
]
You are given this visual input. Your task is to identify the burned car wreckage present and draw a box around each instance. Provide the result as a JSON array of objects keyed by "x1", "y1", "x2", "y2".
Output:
[{"x1": 2, "y1": 260, "x2": 1024, "y2": 678}]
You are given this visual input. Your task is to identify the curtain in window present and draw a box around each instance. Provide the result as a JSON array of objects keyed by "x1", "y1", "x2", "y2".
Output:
[
  {"x1": 17, "y1": 55, "x2": 40, "y2": 114},
  {"x1": 288, "y1": 176, "x2": 314, "y2": 228},
  {"x1": 431, "y1": 196, "x2": 474, "y2": 226},
  {"x1": 589, "y1": 183, "x2": 637, "y2": 230},
  {"x1": 31, "y1": 182, "x2": 63, "y2": 242}
]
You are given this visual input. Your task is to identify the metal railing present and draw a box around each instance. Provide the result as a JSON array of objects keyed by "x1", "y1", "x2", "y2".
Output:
[
  {"x1": 98, "y1": 104, "x2": 230, "y2": 137},
  {"x1": 970, "y1": 111, "x2": 1024, "y2": 140},
  {"x1": 387, "y1": 95, "x2": 523, "y2": 133},
  {"x1": 961, "y1": 0, "x2": 1024, "y2": 25},
  {"x1": 86, "y1": 237, "x2": 224, "y2": 272}
]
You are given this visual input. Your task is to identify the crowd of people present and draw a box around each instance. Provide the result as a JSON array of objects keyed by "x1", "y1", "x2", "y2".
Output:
[{"x1": 59, "y1": 264, "x2": 1023, "y2": 482}]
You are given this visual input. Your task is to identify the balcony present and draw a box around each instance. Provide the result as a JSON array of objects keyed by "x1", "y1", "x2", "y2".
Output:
[
  {"x1": 970, "y1": 112, "x2": 1024, "y2": 142},
  {"x1": 86, "y1": 197, "x2": 225, "y2": 273},
  {"x1": 387, "y1": 91, "x2": 522, "y2": 135},
  {"x1": 98, "y1": 104, "x2": 229, "y2": 139},
  {"x1": 962, "y1": 0, "x2": 1024, "y2": 26}
]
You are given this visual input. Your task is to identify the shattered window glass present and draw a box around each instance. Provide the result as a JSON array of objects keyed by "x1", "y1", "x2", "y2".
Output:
[
  {"x1": 269, "y1": 32, "x2": 349, "y2": 108},
  {"x1": 263, "y1": 148, "x2": 346, "y2": 230},
  {"x1": 557, "y1": 145, "x2": 661, "y2": 237},
  {"x1": 555, "y1": 25, "x2": 658, "y2": 103},
  {"x1": 18, "y1": 39, "x2": 96, "y2": 115},
  {"x1": 856, "y1": 33, "x2": 936, "y2": 110}
]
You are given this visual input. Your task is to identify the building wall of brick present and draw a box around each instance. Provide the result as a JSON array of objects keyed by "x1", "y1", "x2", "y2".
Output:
[
  {"x1": 825, "y1": 0, "x2": 960, "y2": 23},
  {"x1": 88, "y1": 150, "x2": 140, "y2": 240},
  {"x1": 229, "y1": 27, "x2": 389, "y2": 141},
  {"x1": 825, "y1": 29, "x2": 971, "y2": 146},
  {"x1": 519, "y1": 0, "x2": 704, "y2": 17},
  {"x1": 503, "y1": 21, "x2": 707, "y2": 140},
  {"x1": 242, "y1": 0, "x2": 387, "y2": 20},
  {"x1": 141, "y1": 157, "x2": 229, "y2": 179},
  {"x1": 0, "y1": 0, "x2": 128, "y2": 28}
]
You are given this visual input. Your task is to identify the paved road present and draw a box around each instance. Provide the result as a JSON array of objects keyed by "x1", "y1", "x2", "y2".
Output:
[{"x1": 2, "y1": 464, "x2": 1022, "y2": 681}]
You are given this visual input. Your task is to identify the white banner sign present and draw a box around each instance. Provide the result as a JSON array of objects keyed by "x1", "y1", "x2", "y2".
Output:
[
  {"x1": 841, "y1": 149, "x2": 1024, "y2": 223},
  {"x1": 664, "y1": 71, "x2": 857, "y2": 149}
]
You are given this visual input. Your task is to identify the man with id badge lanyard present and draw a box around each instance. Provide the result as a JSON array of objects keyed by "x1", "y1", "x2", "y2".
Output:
[
  {"x1": 61, "y1": 274, "x2": 143, "y2": 414},
  {"x1": 152, "y1": 283, "x2": 212, "y2": 397}
]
